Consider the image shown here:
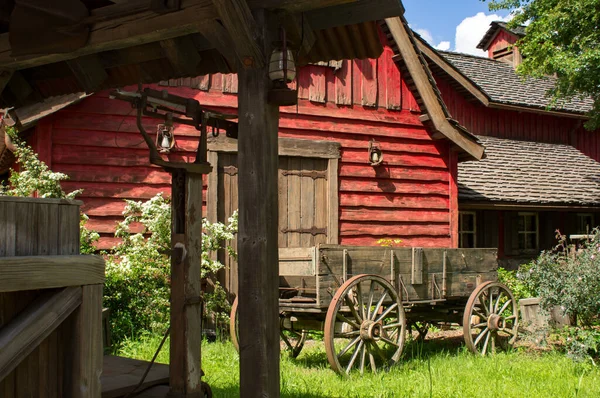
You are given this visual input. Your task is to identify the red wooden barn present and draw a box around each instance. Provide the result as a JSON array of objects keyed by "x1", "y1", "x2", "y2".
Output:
[
  {"x1": 4, "y1": 18, "x2": 600, "y2": 275},
  {"x1": 418, "y1": 22, "x2": 600, "y2": 268}
]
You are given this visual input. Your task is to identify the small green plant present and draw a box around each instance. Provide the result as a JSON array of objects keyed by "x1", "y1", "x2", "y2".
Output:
[
  {"x1": 103, "y1": 193, "x2": 238, "y2": 347},
  {"x1": 497, "y1": 266, "x2": 535, "y2": 302}
]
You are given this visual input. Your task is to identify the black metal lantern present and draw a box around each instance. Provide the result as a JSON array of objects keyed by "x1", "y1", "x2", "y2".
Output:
[
  {"x1": 268, "y1": 27, "x2": 298, "y2": 106},
  {"x1": 368, "y1": 139, "x2": 383, "y2": 166}
]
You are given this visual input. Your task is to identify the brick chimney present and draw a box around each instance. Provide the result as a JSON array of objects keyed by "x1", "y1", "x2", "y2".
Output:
[{"x1": 477, "y1": 21, "x2": 525, "y2": 68}]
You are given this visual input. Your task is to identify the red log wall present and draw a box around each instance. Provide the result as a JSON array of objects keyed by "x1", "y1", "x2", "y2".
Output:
[
  {"x1": 30, "y1": 43, "x2": 458, "y2": 250},
  {"x1": 436, "y1": 78, "x2": 600, "y2": 161}
]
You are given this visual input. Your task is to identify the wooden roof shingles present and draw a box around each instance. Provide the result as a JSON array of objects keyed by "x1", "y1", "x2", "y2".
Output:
[
  {"x1": 440, "y1": 51, "x2": 594, "y2": 115},
  {"x1": 458, "y1": 135, "x2": 600, "y2": 206}
]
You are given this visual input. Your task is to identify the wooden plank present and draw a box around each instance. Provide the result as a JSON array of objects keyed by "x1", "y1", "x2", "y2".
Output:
[
  {"x1": 308, "y1": 66, "x2": 326, "y2": 103},
  {"x1": 339, "y1": 164, "x2": 450, "y2": 182},
  {"x1": 341, "y1": 208, "x2": 449, "y2": 223},
  {"x1": 360, "y1": 59, "x2": 378, "y2": 107},
  {"x1": 339, "y1": 179, "x2": 449, "y2": 195},
  {"x1": 208, "y1": 135, "x2": 341, "y2": 159},
  {"x1": 69, "y1": 285, "x2": 103, "y2": 398},
  {"x1": 335, "y1": 60, "x2": 352, "y2": 105},
  {"x1": 300, "y1": 158, "x2": 316, "y2": 247},
  {"x1": 66, "y1": 53, "x2": 108, "y2": 93},
  {"x1": 159, "y1": 36, "x2": 203, "y2": 76},
  {"x1": 341, "y1": 193, "x2": 449, "y2": 209},
  {"x1": 0, "y1": 287, "x2": 82, "y2": 382},
  {"x1": 287, "y1": 157, "x2": 302, "y2": 247},
  {"x1": 278, "y1": 157, "x2": 289, "y2": 247},
  {"x1": 236, "y1": 9, "x2": 280, "y2": 396},
  {"x1": 58, "y1": 204, "x2": 80, "y2": 255},
  {"x1": 340, "y1": 222, "x2": 450, "y2": 237},
  {"x1": 207, "y1": 151, "x2": 219, "y2": 224},
  {"x1": 305, "y1": 0, "x2": 404, "y2": 30},
  {"x1": 327, "y1": 158, "x2": 339, "y2": 244},
  {"x1": 385, "y1": 17, "x2": 484, "y2": 160},
  {"x1": 196, "y1": 19, "x2": 238, "y2": 71},
  {"x1": 314, "y1": 159, "x2": 328, "y2": 246},
  {"x1": 100, "y1": 356, "x2": 170, "y2": 398},
  {"x1": 15, "y1": 201, "x2": 33, "y2": 256},
  {"x1": 0, "y1": 255, "x2": 105, "y2": 293}
]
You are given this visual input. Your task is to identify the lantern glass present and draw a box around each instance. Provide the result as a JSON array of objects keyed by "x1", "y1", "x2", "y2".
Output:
[{"x1": 268, "y1": 48, "x2": 296, "y2": 83}]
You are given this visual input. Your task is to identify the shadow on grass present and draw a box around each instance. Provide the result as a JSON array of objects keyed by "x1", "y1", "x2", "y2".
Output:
[{"x1": 292, "y1": 333, "x2": 468, "y2": 371}]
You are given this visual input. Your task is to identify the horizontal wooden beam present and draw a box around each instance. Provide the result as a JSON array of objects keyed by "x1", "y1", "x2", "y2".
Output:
[
  {"x1": 0, "y1": 286, "x2": 83, "y2": 381},
  {"x1": 208, "y1": 135, "x2": 341, "y2": 158},
  {"x1": 306, "y1": 0, "x2": 404, "y2": 30},
  {"x1": 160, "y1": 36, "x2": 203, "y2": 76},
  {"x1": 0, "y1": 255, "x2": 105, "y2": 293},
  {"x1": 0, "y1": 0, "x2": 402, "y2": 72}
]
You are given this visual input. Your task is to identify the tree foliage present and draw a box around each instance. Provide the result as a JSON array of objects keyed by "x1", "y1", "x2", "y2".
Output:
[{"x1": 486, "y1": 0, "x2": 600, "y2": 129}]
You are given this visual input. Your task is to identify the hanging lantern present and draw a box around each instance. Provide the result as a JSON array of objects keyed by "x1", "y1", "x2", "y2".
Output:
[
  {"x1": 368, "y1": 139, "x2": 383, "y2": 166},
  {"x1": 156, "y1": 115, "x2": 175, "y2": 154},
  {"x1": 268, "y1": 27, "x2": 298, "y2": 106}
]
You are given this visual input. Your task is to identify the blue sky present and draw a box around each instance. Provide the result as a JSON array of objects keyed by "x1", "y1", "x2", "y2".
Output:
[{"x1": 402, "y1": 0, "x2": 511, "y2": 56}]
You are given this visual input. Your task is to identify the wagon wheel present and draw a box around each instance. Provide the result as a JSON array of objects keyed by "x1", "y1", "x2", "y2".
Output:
[
  {"x1": 463, "y1": 281, "x2": 518, "y2": 355},
  {"x1": 324, "y1": 274, "x2": 406, "y2": 376},
  {"x1": 280, "y1": 317, "x2": 308, "y2": 358},
  {"x1": 201, "y1": 381, "x2": 213, "y2": 398},
  {"x1": 409, "y1": 322, "x2": 429, "y2": 342},
  {"x1": 229, "y1": 297, "x2": 308, "y2": 358}
]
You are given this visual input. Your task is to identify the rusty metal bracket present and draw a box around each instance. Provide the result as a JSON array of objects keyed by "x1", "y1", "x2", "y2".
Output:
[
  {"x1": 281, "y1": 226, "x2": 327, "y2": 236},
  {"x1": 281, "y1": 170, "x2": 327, "y2": 179}
]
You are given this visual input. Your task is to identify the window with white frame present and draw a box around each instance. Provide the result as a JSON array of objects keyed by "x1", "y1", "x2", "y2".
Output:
[
  {"x1": 577, "y1": 213, "x2": 594, "y2": 234},
  {"x1": 518, "y1": 212, "x2": 538, "y2": 251},
  {"x1": 459, "y1": 211, "x2": 476, "y2": 248}
]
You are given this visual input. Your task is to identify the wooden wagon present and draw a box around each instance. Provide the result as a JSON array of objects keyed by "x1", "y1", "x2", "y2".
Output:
[{"x1": 230, "y1": 245, "x2": 518, "y2": 375}]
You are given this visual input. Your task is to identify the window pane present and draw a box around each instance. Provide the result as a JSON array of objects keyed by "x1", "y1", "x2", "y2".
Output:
[
  {"x1": 464, "y1": 233, "x2": 475, "y2": 248},
  {"x1": 525, "y1": 233, "x2": 536, "y2": 249},
  {"x1": 465, "y1": 214, "x2": 474, "y2": 231}
]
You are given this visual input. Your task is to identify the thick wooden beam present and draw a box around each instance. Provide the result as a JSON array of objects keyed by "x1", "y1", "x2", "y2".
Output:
[
  {"x1": 66, "y1": 53, "x2": 109, "y2": 93},
  {"x1": 0, "y1": 286, "x2": 83, "y2": 382},
  {"x1": 211, "y1": 0, "x2": 265, "y2": 68},
  {"x1": 280, "y1": 11, "x2": 316, "y2": 59},
  {"x1": 208, "y1": 135, "x2": 341, "y2": 158},
  {"x1": 160, "y1": 36, "x2": 203, "y2": 76},
  {"x1": 237, "y1": 8, "x2": 280, "y2": 398},
  {"x1": 306, "y1": 0, "x2": 404, "y2": 30},
  {"x1": 197, "y1": 20, "x2": 239, "y2": 72},
  {"x1": 169, "y1": 171, "x2": 204, "y2": 397},
  {"x1": 0, "y1": 0, "x2": 218, "y2": 70},
  {"x1": 0, "y1": 255, "x2": 105, "y2": 293},
  {"x1": 385, "y1": 17, "x2": 485, "y2": 160},
  {"x1": 68, "y1": 284, "x2": 103, "y2": 398}
]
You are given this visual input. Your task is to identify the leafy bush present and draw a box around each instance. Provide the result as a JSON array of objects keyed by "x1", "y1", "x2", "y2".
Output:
[
  {"x1": 522, "y1": 231, "x2": 600, "y2": 327},
  {"x1": 497, "y1": 266, "x2": 535, "y2": 302},
  {"x1": 520, "y1": 230, "x2": 600, "y2": 361},
  {"x1": 103, "y1": 193, "x2": 237, "y2": 347},
  {"x1": 0, "y1": 127, "x2": 81, "y2": 198}
]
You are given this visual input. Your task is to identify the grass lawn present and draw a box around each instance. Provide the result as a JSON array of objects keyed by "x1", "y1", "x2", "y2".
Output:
[{"x1": 118, "y1": 333, "x2": 600, "y2": 397}]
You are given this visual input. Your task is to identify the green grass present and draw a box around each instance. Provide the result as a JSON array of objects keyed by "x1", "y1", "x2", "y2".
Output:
[{"x1": 118, "y1": 334, "x2": 600, "y2": 397}]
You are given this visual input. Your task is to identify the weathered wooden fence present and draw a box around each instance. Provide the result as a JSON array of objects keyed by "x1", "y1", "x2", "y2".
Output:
[{"x1": 0, "y1": 196, "x2": 105, "y2": 398}]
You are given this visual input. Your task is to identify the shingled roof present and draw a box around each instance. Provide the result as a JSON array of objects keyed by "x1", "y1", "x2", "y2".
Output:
[
  {"x1": 458, "y1": 136, "x2": 600, "y2": 206},
  {"x1": 440, "y1": 51, "x2": 594, "y2": 115},
  {"x1": 477, "y1": 21, "x2": 526, "y2": 51}
]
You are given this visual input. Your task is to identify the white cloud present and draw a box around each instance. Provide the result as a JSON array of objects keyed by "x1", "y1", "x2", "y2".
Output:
[
  {"x1": 415, "y1": 28, "x2": 452, "y2": 53},
  {"x1": 455, "y1": 12, "x2": 511, "y2": 56},
  {"x1": 436, "y1": 41, "x2": 451, "y2": 51},
  {"x1": 415, "y1": 28, "x2": 434, "y2": 45}
]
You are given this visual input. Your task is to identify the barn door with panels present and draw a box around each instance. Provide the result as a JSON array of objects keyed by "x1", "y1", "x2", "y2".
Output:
[{"x1": 211, "y1": 145, "x2": 338, "y2": 296}]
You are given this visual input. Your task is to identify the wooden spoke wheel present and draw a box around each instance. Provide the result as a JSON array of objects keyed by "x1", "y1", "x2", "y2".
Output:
[
  {"x1": 201, "y1": 381, "x2": 213, "y2": 398},
  {"x1": 229, "y1": 296, "x2": 240, "y2": 352},
  {"x1": 324, "y1": 274, "x2": 406, "y2": 376},
  {"x1": 229, "y1": 297, "x2": 307, "y2": 358},
  {"x1": 463, "y1": 281, "x2": 518, "y2": 355},
  {"x1": 409, "y1": 322, "x2": 430, "y2": 342},
  {"x1": 280, "y1": 319, "x2": 308, "y2": 358}
]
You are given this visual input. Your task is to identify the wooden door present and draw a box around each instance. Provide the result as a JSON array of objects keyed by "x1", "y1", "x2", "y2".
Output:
[{"x1": 216, "y1": 153, "x2": 330, "y2": 296}]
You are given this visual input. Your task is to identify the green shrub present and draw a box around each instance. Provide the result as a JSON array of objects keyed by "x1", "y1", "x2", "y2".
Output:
[
  {"x1": 520, "y1": 231, "x2": 600, "y2": 361},
  {"x1": 497, "y1": 266, "x2": 535, "y2": 302},
  {"x1": 103, "y1": 193, "x2": 237, "y2": 347},
  {"x1": 0, "y1": 127, "x2": 81, "y2": 198}
]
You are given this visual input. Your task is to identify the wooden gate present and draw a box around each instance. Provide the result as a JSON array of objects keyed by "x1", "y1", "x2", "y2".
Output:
[{"x1": 206, "y1": 137, "x2": 340, "y2": 297}]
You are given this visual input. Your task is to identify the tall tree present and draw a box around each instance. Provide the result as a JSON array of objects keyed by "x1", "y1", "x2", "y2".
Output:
[{"x1": 486, "y1": 0, "x2": 600, "y2": 129}]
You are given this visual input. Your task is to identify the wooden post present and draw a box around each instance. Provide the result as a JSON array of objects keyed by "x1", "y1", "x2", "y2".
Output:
[
  {"x1": 236, "y1": 9, "x2": 281, "y2": 398},
  {"x1": 169, "y1": 169, "x2": 204, "y2": 397}
]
